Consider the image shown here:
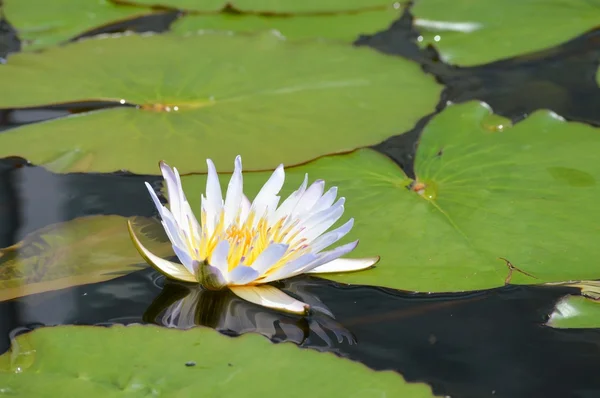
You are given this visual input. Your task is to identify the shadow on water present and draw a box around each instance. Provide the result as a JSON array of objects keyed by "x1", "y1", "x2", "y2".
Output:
[
  {"x1": 1, "y1": 269, "x2": 599, "y2": 398},
  {"x1": 0, "y1": 157, "x2": 161, "y2": 248}
]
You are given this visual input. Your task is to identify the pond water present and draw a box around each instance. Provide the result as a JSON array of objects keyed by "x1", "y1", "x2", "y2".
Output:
[{"x1": 1, "y1": 3, "x2": 600, "y2": 398}]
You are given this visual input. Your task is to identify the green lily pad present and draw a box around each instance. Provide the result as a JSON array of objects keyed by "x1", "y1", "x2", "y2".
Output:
[
  {"x1": 3, "y1": 0, "x2": 155, "y2": 50},
  {"x1": 171, "y1": 7, "x2": 400, "y2": 42},
  {"x1": 179, "y1": 101, "x2": 600, "y2": 292},
  {"x1": 411, "y1": 0, "x2": 600, "y2": 66},
  {"x1": 0, "y1": 32, "x2": 441, "y2": 175},
  {"x1": 0, "y1": 215, "x2": 170, "y2": 301},
  {"x1": 123, "y1": 0, "x2": 394, "y2": 13},
  {"x1": 547, "y1": 295, "x2": 600, "y2": 329},
  {"x1": 0, "y1": 325, "x2": 436, "y2": 397}
]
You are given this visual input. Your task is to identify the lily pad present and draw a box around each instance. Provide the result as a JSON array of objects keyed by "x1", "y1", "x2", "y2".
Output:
[
  {"x1": 0, "y1": 325, "x2": 436, "y2": 397},
  {"x1": 123, "y1": 0, "x2": 394, "y2": 13},
  {"x1": 171, "y1": 7, "x2": 400, "y2": 42},
  {"x1": 179, "y1": 101, "x2": 600, "y2": 292},
  {"x1": 3, "y1": 0, "x2": 155, "y2": 50},
  {"x1": 411, "y1": 0, "x2": 600, "y2": 66},
  {"x1": 547, "y1": 295, "x2": 600, "y2": 329},
  {"x1": 0, "y1": 32, "x2": 441, "y2": 175},
  {"x1": 0, "y1": 215, "x2": 171, "y2": 301}
]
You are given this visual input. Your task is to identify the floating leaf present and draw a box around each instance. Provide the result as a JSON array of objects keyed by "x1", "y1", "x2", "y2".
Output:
[
  {"x1": 0, "y1": 32, "x2": 441, "y2": 174},
  {"x1": 0, "y1": 325, "x2": 436, "y2": 397},
  {"x1": 547, "y1": 295, "x2": 600, "y2": 329},
  {"x1": 0, "y1": 215, "x2": 171, "y2": 301},
  {"x1": 3, "y1": 0, "x2": 156, "y2": 50},
  {"x1": 180, "y1": 101, "x2": 600, "y2": 292},
  {"x1": 121, "y1": 0, "x2": 394, "y2": 13},
  {"x1": 171, "y1": 7, "x2": 400, "y2": 42},
  {"x1": 411, "y1": 0, "x2": 600, "y2": 66}
]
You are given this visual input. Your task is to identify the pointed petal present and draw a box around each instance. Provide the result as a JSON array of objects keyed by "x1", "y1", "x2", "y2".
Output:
[
  {"x1": 251, "y1": 164, "x2": 284, "y2": 223},
  {"x1": 159, "y1": 161, "x2": 182, "y2": 223},
  {"x1": 209, "y1": 240, "x2": 230, "y2": 276},
  {"x1": 250, "y1": 243, "x2": 289, "y2": 275},
  {"x1": 205, "y1": 159, "x2": 223, "y2": 230},
  {"x1": 292, "y1": 240, "x2": 359, "y2": 277},
  {"x1": 310, "y1": 186, "x2": 338, "y2": 214},
  {"x1": 298, "y1": 198, "x2": 346, "y2": 243},
  {"x1": 224, "y1": 155, "x2": 243, "y2": 227},
  {"x1": 127, "y1": 220, "x2": 196, "y2": 283},
  {"x1": 307, "y1": 257, "x2": 379, "y2": 274},
  {"x1": 292, "y1": 179, "x2": 324, "y2": 217},
  {"x1": 172, "y1": 244, "x2": 197, "y2": 275},
  {"x1": 310, "y1": 218, "x2": 354, "y2": 253},
  {"x1": 229, "y1": 265, "x2": 260, "y2": 285},
  {"x1": 229, "y1": 285, "x2": 309, "y2": 315},
  {"x1": 239, "y1": 194, "x2": 251, "y2": 225},
  {"x1": 259, "y1": 253, "x2": 319, "y2": 283},
  {"x1": 145, "y1": 181, "x2": 165, "y2": 214},
  {"x1": 274, "y1": 174, "x2": 308, "y2": 221}
]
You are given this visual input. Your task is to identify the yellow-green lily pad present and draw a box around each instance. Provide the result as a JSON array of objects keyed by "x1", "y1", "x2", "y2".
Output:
[
  {"x1": 122, "y1": 0, "x2": 395, "y2": 13},
  {"x1": 171, "y1": 7, "x2": 400, "y2": 42},
  {"x1": 0, "y1": 324, "x2": 436, "y2": 397},
  {"x1": 179, "y1": 101, "x2": 600, "y2": 292},
  {"x1": 0, "y1": 32, "x2": 441, "y2": 174},
  {"x1": 411, "y1": 0, "x2": 600, "y2": 66},
  {"x1": 0, "y1": 215, "x2": 170, "y2": 301},
  {"x1": 3, "y1": 0, "x2": 158, "y2": 50}
]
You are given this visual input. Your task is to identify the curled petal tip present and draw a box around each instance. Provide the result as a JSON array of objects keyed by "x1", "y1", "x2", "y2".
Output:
[{"x1": 127, "y1": 219, "x2": 196, "y2": 283}]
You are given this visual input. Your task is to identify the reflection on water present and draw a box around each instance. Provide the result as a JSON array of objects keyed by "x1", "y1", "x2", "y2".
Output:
[
  {"x1": 145, "y1": 281, "x2": 356, "y2": 352},
  {"x1": 1, "y1": 269, "x2": 600, "y2": 398}
]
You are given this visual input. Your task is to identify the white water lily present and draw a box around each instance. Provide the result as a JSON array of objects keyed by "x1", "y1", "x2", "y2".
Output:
[{"x1": 128, "y1": 156, "x2": 378, "y2": 314}]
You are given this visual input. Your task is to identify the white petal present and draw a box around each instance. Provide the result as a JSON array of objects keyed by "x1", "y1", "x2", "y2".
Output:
[
  {"x1": 224, "y1": 155, "x2": 243, "y2": 227},
  {"x1": 145, "y1": 181, "x2": 165, "y2": 214},
  {"x1": 159, "y1": 161, "x2": 183, "y2": 223},
  {"x1": 307, "y1": 257, "x2": 379, "y2": 274},
  {"x1": 251, "y1": 164, "x2": 284, "y2": 223},
  {"x1": 229, "y1": 265, "x2": 260, "y2": 285},
  {"x1": 229, "y1": 285, "x2": 309, "y2": 315},
  {"x1": 296, "y1": 198, "x2": 346, "y2": 243},
  {"x1": 310, "y1": 187, "x2": 338, "y2": 214},
  {"x1": 127, "y1": 220, "x2": 196, "y2": 283},
  {"x1": 292, "y1": 179, "x2": 324, "y2": 217},
  {"x1": 209, "y1": 240, "x2": 230, "y2": 276},
  {"x1": 239, "y1": 194, "x2": 251, "y2": 225},
  {"x1": 146, "y1": 182, "x2": 189, "y2": 253},
  {"x1": 172, "y1": 244, "x2": 197, "y2": 275},
  {"x1": 205, "y1": 159, "x2": 223, "y2": 232},
  {"x1": 274, "y1": 174, "x2": 308, "y2": 220},
  {"x1": 293, "y1": 240, "x2": 359, "y2": 277},
  {"x1": 250, "y1": 243, "x2": 289, "y2": 275},
  {"x1": 310, "y1": 218, "x2": 354, "y2": 253},
  {"x1": 260, "y1": 253, "x2": 319, "y2": 283}
]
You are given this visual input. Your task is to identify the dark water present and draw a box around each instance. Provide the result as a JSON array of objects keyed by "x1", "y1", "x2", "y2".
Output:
[
  {"x1": 1, "y1": 268, "x2": 599, "y2": 398},
  {"x1": 1, "y1": 4, "x2": 600, "y2": 398}
]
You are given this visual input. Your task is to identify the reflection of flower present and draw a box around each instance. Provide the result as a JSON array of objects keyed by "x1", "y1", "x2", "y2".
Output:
[
  {"x1": 129, "y1": 156, "x2": 378, "y2": 314},
  {"x1": 144, "y1": 279, "x2": 356, "y2": 349}
]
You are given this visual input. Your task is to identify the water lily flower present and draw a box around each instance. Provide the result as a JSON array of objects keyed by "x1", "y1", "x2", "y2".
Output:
[{"x1": 128, "y1": 156, "x2": 379, "y2": 315}]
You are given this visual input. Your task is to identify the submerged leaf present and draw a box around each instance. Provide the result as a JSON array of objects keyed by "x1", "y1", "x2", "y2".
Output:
[
  {"x1": 0, "y1": 325, "x2": 436, "y2": 397},
  {"x1": 0, "y1": 215, "x2": 172, "y2": 301},
  {"x1": 547, "y1": 295, "x2": 600, "y2": 329}
]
